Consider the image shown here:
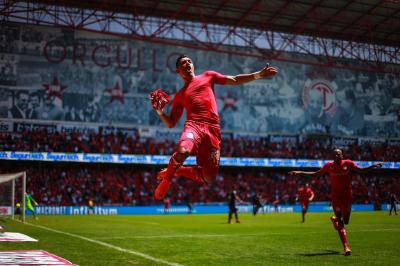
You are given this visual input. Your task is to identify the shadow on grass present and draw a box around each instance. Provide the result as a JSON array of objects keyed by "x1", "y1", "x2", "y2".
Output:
[{"x1": 298, "y1": 250, "x2": 341, "y2": 257}]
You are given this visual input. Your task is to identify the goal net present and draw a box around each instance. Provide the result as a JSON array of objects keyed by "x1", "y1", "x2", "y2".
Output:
[{"x1": 0, "y1": 172, "x2": 26, "y2": 222}]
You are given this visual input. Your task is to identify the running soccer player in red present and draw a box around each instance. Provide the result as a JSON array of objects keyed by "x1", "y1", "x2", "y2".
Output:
[
  {"x1": 296, "y1": 183, "x2": 314, "y2": 223},
  {"x1": 151, "y1": 55, "x2": 278, "y2": 200},
  {"x1": 289, "y1": 149, "x2": 382, "y2": 256}
]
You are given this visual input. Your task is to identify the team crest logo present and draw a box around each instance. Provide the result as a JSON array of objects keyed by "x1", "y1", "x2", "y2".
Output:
[{"x1": 303, "y1": 79, "x2": 336, "y2": 117}]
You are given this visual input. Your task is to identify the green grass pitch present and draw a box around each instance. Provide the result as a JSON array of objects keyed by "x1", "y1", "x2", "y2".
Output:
[{"x1": 1, "y1": 211, "x2": 398, "y2": 265}]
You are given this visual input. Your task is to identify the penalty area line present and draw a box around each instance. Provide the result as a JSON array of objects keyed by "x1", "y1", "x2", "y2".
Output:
[{"x1": 22, "y1": 222, "x2": 183, "y2": 266}]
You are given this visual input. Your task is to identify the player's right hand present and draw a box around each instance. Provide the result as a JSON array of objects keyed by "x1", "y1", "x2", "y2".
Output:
[{"x1": 149, "y1": 89, "x2": 170, "y2": 111}]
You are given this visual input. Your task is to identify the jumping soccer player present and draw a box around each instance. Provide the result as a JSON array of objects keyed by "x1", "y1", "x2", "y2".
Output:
[
  {"x1": 296, "y1": 183, "x2": 314, "y2": 222},
  {"x1": 152, "y1": 55, "x2": 277, "y2": 200},
  {"x1": 25, "y1": 193, "x2": 39, "y2": 220},
  {"x1": 289, "y1": 148, "x2": 382, "y2": 256}
]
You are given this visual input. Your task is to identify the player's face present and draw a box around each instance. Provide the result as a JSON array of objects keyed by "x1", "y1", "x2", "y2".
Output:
[
  {"x1": 176, "y1": 57, "x2": 195, "y2": 79},
  {"x1": 333, "y1": 149, "x2": 343, "y2": 163}
]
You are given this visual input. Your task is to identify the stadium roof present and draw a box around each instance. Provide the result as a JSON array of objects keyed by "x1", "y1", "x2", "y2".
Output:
[
  {"x1": 2, "y1": 0, "x2": 399, "y2": 73},
  {"x1": 33, "y1": 0, "x2": 400, "y2": 47}
]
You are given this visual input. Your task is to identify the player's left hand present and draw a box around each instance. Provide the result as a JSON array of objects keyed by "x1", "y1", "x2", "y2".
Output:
[
  {"x1": 259, "y1": 64, "x2": 278, "y2": 78},
  {"x1": 374, "y1": 162, "x2": 383, "y2": 169}
]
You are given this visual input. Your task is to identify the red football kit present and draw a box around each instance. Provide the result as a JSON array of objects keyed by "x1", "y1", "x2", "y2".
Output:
[
  {"x1": 169, "y1": 71, "x2": 229, "y2": 179},
  {"x1": 320, "y1": 159, "x2": 361, "y2": 215},
  {"x1": 298, "y1": 187, "x2": 314, "y2": 208},
  {"x1": 154, "y1": 71, "x2": 229, "y2": 200}
]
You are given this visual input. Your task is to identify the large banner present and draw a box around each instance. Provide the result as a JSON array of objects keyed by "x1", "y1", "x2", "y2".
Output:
[{"x1": 1, "y1": 23, "x2": 399, "y2": 137}]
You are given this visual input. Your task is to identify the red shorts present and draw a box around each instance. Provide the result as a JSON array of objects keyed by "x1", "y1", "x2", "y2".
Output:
[
  {"x1": 300, "y1": 201, "x2": 309, "y2": 209},
  {"x1": 178, "y1": 120, "x2": 221, "y2": 179},
  {"x1": 332, "y1": 194, "x2": 352, "y2": 218}
]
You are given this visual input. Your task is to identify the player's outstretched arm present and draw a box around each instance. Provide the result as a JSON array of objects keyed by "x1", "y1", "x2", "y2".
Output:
[
  {"x1": 289, "y1": 169, "x2": 322, "y2": 178},
  {"x1": 224, "y1": 64, "x2": 278, "y2": 85},
  {"x1": 353, "y1": 162, "x2": 383, "y2": 174},
  {"x1": 309, "y1": 190, "x2": 315, "y2": 201},
  {"x1": 33, "y1": 198, "x2": 39, "y2": 205}
]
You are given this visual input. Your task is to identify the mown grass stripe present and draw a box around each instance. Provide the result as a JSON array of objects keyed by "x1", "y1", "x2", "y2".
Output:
[{"x1": 23, "y1": 221, "x2": 183, "y2": 266}]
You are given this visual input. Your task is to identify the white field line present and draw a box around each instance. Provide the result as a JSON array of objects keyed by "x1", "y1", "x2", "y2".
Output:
[
  {"x1": 94, "y1": 228, "x2": 400, "y2": 240},
  {"x1": 23, "y1": 222, "x2": 183, "y2": 266}
]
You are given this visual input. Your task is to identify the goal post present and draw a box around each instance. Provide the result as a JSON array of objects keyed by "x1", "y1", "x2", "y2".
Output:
[{"x1": 0, "y1": 171, "x2": 26, "y2": 222}]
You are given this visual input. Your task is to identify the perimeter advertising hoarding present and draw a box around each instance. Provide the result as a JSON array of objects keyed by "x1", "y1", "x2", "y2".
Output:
[{"x1": 33, "y1": 204, "x2": 374, "y2": 215}]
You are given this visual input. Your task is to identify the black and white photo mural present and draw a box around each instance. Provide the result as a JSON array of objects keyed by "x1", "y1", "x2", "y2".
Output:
[{"x1": 1, "y1": 23, "x2": 399, "y2": 137}]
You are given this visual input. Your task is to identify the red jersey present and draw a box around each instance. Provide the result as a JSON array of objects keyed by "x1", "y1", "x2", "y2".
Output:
[
  {"x1": 298, "y1": 187, "x2": 314, "y2": 203},
  {"x1": 164, "y1": 198, "x2": 171, "y2": 208},
  {"x1": 170, "y1": 71, "x2": 228, "y2": 126},
  {"x1": 320, "y1": 160, "x2": 361, "y2": 198}
]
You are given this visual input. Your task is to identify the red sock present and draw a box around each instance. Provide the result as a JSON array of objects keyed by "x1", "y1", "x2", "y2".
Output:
[
  {"x1": 154, "y1": 153, "x2": 183, "y2": 200},
  {"x1": 154, "y1": 179, "x2": 171, "y2": 200},
  {"x1": 338, "y1": 228, "x2": 349, "y2": 248},
  {"x1": 175, "y1": 166, "x2": 204, "y2": 183},
  {"x1": 163, "y1": 152, "x2": 183, "y2": 181}
]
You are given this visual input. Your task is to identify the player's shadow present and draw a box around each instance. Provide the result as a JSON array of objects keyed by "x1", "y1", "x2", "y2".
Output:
[{"x1": 298, "y1": 250, "x2": 341, "y2": 257}]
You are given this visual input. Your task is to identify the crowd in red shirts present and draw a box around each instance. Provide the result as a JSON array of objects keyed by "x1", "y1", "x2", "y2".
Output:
[
  {"x1": 1, "y1": 128, "x2": 399, "y2": 161},
  {"x1": 0, "y1": 161, "x2": 397, "y2": 207}
]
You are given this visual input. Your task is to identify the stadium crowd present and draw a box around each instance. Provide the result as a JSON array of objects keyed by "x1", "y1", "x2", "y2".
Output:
[
  {"x1": 0, "y1": 161, "x2": 398, "y2": 207},
  {"x1": 1, "y1": 128, "x2": 399, "y2": 161}
]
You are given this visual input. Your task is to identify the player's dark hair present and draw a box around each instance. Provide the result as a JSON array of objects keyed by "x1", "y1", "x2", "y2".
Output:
[
  {"x1": 176, "y1": 54, "x2": 189, "y2": 68},
  {"x1": 333, "y1": 148, "x2": 343, "y2": 155}
]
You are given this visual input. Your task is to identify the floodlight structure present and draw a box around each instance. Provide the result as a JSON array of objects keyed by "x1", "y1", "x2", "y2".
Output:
[{"x1": 0, "y1": 1, "x2": 399, "y2": 74}]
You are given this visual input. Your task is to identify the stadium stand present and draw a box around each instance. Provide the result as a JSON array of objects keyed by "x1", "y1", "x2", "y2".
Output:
[
  {"x1": 1, "y1": 128, "x2": 399, "y2": 161},
  {"x1": 0, "y1": 161, "x2": 397, "y2": 206}
]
